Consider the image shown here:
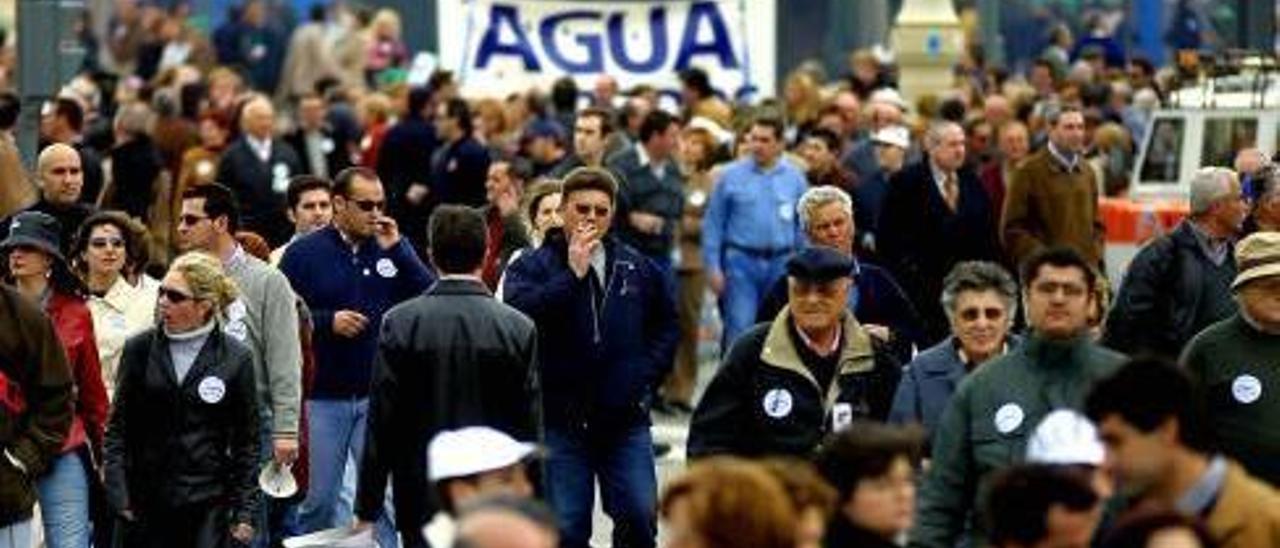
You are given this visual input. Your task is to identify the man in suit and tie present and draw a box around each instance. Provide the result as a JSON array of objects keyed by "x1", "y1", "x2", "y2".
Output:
[
  {"x1": 284, "y1": 93, "x2": 353, "y2": 181},
  {"x1": 878, "y1": 121, "x2": 1000, "y2": 344},
  {"x1": 216, "y1": 95, "x2": 304, "y2": 247}
]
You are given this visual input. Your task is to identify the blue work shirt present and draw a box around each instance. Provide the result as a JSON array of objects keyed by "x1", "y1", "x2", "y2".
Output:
[{"x1": 701, "y1": 157, "x2": 809, "y2": 274}]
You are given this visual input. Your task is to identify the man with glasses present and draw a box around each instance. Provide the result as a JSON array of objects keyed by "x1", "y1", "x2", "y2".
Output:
[
  {"x1": 176, "y1": 183, "x2": 303, "y2": 546},
  {"x1": 909, "y1": 247, "x2": 1126, "y2": 548},
  {"x1": 279, "y1": 167, "x2": 433, "y2": 546},
  {"x1": 689, "y1": 246, "x2": 902, "y2": 459},
  {"x1": 502, "y1": 167, "x2": 678, "y2": 548}
]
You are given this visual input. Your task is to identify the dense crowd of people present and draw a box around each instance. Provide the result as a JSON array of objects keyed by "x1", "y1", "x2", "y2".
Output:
[{"x1": 0, "y1": 1, "x2": 1277, "y2": 548}]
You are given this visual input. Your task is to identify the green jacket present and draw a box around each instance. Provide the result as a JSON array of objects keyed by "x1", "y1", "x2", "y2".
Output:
[
  {"x1": 0, "y1": 286, "x2": 72, "y2": 526},
  {"x1": 1181, "y1": 314, "x2": 1280, "y2": 487},
  {"x1": 908, "y1": 332, "x2": 1126, "y2": 548}
]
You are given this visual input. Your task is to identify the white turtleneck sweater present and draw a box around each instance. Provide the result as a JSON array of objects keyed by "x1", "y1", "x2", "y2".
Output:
[{"x1": 166, "y1": 319, "x2": 217, "y2": 383}]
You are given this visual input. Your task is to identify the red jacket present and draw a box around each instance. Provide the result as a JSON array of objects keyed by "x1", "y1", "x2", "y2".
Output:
[{"x1": 46, "y1": 292, "x2": 109, "y2": 456}]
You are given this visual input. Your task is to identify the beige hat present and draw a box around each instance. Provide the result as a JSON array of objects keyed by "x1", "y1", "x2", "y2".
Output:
[{"x1": 1232, "y1": 232, "x2": 1280, "y2": 290}]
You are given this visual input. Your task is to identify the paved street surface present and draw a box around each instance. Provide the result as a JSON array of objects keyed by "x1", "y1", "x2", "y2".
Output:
[{"x1": 589, "y1": 297, "x2": 720, "y2": 547}]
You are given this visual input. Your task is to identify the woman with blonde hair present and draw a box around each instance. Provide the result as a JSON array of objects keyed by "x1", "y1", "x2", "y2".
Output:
[
  {"x1": 104, "y1": 252, "x2": 261, "y2": 547},
  {"x1": 365, "y1": 9, "x2": 408, "y2": 87}
]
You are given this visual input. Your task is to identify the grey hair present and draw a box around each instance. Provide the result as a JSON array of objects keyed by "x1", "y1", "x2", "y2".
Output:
[
  {"x1": 1188, "y1": 167, "x2": 1238, "y2": 216},
  {"x1": 1256, "y1": 164, "x2": 1280, "y2": 202},
  {"x1": 1043, "y1": 103, "x2": 1082, "y2": 128},
  {"x1": 113, "y1": 102, "x2": 153, "y2": 138},
  {"x1": 797, "y1": 186, "x2": 853, "y2": 232},
  {"x1": 924, "y1": 121, "x2": 962, "y2": 150},
  {"x1": 939, "y1": 261, "x2": 1019, "y2": 323}
]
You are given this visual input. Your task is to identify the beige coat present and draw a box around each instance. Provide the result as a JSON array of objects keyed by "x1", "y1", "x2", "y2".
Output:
[
  {"x1": 87, "y1": 275, "x2": 158, "y2": 397},
  {"x1": 1205, "y1": 461, "x2": 1280, "y2": 548}
]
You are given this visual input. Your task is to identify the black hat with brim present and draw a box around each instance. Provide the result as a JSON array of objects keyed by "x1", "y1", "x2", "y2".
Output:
[{"x1": 786, "y1": 246, "x2": 854, "y2": 283}]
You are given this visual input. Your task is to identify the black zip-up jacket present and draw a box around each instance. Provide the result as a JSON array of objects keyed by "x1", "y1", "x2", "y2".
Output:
[
  {"x1": 688, "y1": 309, "x2": 901, "y2": 459},
  {"x1": 503, "y1": 229, "x2": 679, "y2": 430},
  {"x1": 1104, "y1": 220, "x2": 1237, "y2": 359},
  {"x1": 104, "y1": 327, "x2": 260, "y2": 524},
  {"x1": 355, "y1": 278, "x2": 540, "y2": 536}
]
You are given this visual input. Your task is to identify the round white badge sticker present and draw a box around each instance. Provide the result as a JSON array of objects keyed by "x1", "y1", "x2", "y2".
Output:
[
  {"x1": 198, "y1": 376, "x2": 226, "y2": 404},
  {"x1": 994, "y1": 403, "x2": 1025, "y2": 434},
  {"x1": 321, "y1": 138, "x2": 335, "y2": 154},
  {"x1": 375, "y1": 258, "x2": 398, "y2": 278},
  {"x1": 688, "y1": 190, "x2": 707, "y2": 208},
  {"x1": 762, "y1": 388, "x2": 793, "y2": 419},
  {"x1": 1232, "y1": 374, "x2": 1263, "y2": 404},
  {"x1": 196, "y1": 160, "x2": 214, "y2": 177},
  {"x1": 778, "y1": 203, "x2": 794, "y2": 222}
]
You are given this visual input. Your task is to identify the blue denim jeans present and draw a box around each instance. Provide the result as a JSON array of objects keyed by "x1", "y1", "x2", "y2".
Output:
[
  {"x1": 719, "y1": 248, "x2": 789, "y2": 350},
  {"x1": 544, "y1": 424, "x2": 657, "y2": 548},
  {"x1": 296, "y1": 397, "x2": 398, "y2": 547},
  {"x1": 35, "y1": 451, "x2": 90, "y2": 548},
  {"x1": 0, "y1": 519, "x2": 32, "y2": 548}
]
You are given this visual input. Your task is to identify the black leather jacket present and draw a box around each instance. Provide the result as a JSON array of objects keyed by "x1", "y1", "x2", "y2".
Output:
[
  {"x1": 355, "y1": 278, "x2": 540, "y2": 532},
  {"x1": 104, "y1": 326, "x2": 260, "y2": 524}
]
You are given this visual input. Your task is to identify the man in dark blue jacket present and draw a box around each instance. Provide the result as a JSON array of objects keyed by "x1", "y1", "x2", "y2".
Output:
[
  {"x1": 502, "y1": 167, "x2": 678, "y2": 548},
  {"x1": 757, "y1": 186, "x2": 925, "y2": 361},
  {"x1": 279, "y1": 167, "x2": 434, "y2": 546}
]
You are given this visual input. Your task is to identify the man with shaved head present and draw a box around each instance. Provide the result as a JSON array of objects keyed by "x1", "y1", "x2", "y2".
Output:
[
  {"x1": 215, "y1": 95, "x2": 303, "y2": 246},
  {"x1": 1, "y1": 143, "x2": 96, "y2": 256}
]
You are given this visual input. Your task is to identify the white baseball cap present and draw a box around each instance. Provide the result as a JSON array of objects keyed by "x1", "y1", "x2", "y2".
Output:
[
  {"x1": 871, "y1": 126, "x2": 911, "y2": 150},
  {"x1": 1025, "y1": 409, "x2": 1105, "y2": 466},
  {"x1": 869, "y1": 88, "x2": 909, "y2": 112},
  {"x1": 429, "y1": 427, "x2": 539, "y2": 482}
]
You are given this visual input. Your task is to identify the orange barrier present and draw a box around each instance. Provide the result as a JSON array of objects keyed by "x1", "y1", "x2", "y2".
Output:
[{"x1": 1100, "y1": 197, "x2": 1190, "y2": 245}]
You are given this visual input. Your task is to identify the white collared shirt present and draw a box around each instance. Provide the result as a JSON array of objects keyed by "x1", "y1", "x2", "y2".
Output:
[
  {"x1": 248, "y1": 136, "x2": 272, "y2": 163},
  {"x1": 1047, "y1": 141, "x2": 1080, "y2": 172},
  {"x1": 635, "y1": 143, "x2": 668, "y2": 180},
  {"x1": 929, "y1": 162, "x2": 956, "y2": 200}
]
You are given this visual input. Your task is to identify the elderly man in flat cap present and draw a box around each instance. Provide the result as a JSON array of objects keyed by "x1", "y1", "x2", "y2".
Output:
[
  {"x1": 688, "y1": 246, "x2": 901, "y2": 460},
  {"x1": 1181, "y1": 231, "x2": 1280, "y2": 487}
]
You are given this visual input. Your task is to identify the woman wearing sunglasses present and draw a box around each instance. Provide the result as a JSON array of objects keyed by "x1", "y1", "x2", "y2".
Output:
[
  {"x1": 104, "y1": 252, "x2": 259, "y2": 547},
  {"x1": 1, "y1": 211, "x2": 109, "y2": 548},
  {"x1": 888, "y1": 261, "x2": 1021, "y2": 446},
  {"x1": 71, "y1": 211, "x2": 160, "y2": 397}
]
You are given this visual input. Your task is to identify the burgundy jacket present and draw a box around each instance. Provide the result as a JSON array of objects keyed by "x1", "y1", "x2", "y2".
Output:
[{"x1": 46, "y1": 291, "x2": 109, "y2": 456}]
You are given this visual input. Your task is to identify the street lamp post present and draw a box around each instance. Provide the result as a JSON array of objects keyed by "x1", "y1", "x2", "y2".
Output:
[{"x1": 889, "y1": 0, "x2": 963, "y2": 108}]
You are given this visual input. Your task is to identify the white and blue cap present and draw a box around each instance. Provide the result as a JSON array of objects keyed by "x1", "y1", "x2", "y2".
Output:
[
  {"x1": 1026, "y1": 409, "x2": 1105, "y2": 466},
  {"x1": 428, "y1": 427, "x2": 539, "y2": 483}
]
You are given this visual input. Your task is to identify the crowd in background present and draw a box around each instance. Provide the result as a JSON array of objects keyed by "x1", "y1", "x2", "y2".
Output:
[{"x1": 0, "y1": 1, "x2": 1275, "y2": 548}]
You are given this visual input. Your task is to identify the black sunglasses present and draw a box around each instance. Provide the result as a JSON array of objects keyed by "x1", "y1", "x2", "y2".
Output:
[
  {"x1": 158, "y1": 286, "x2": 195, "y2": 304},
  {"x1": 351, "y1": 199, "x2": 386, "y2": 212},
  {"x1": 89, "y1": 237, "x2": 125, "y2": 249}
]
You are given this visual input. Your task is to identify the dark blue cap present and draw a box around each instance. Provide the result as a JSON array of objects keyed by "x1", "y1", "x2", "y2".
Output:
[{"x1": 786, "y1": 246, "x2": 853, "y2": 282}]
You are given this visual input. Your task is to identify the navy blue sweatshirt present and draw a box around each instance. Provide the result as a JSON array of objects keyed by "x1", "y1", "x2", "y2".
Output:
[{"x1": 279, "y1": 225, "x2": 434, "y2": 398}]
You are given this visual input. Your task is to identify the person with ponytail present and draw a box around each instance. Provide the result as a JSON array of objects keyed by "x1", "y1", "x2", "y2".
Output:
[{"x1": 104, "y1": 252, "x2": 261, "y2": 547}]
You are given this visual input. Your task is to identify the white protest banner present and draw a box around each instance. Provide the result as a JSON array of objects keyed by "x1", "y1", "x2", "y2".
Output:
[{"x1": 437, "y1": 0, "x2": 776, "y2": 102}]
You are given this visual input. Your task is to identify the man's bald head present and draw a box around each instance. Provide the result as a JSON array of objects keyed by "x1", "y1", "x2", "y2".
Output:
[
  {"x1": 240, "y1": 96, "x2": 275, "y2": 140},
  {"x1": 37, "y1": 144, "x2": 84, "y2": 205},
  {"x1": 454, "y1": 496, "x2": 558, "y2": 548},
  {"x1": 456, "y1": 511, "x2": 557, "y2": 548}
]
